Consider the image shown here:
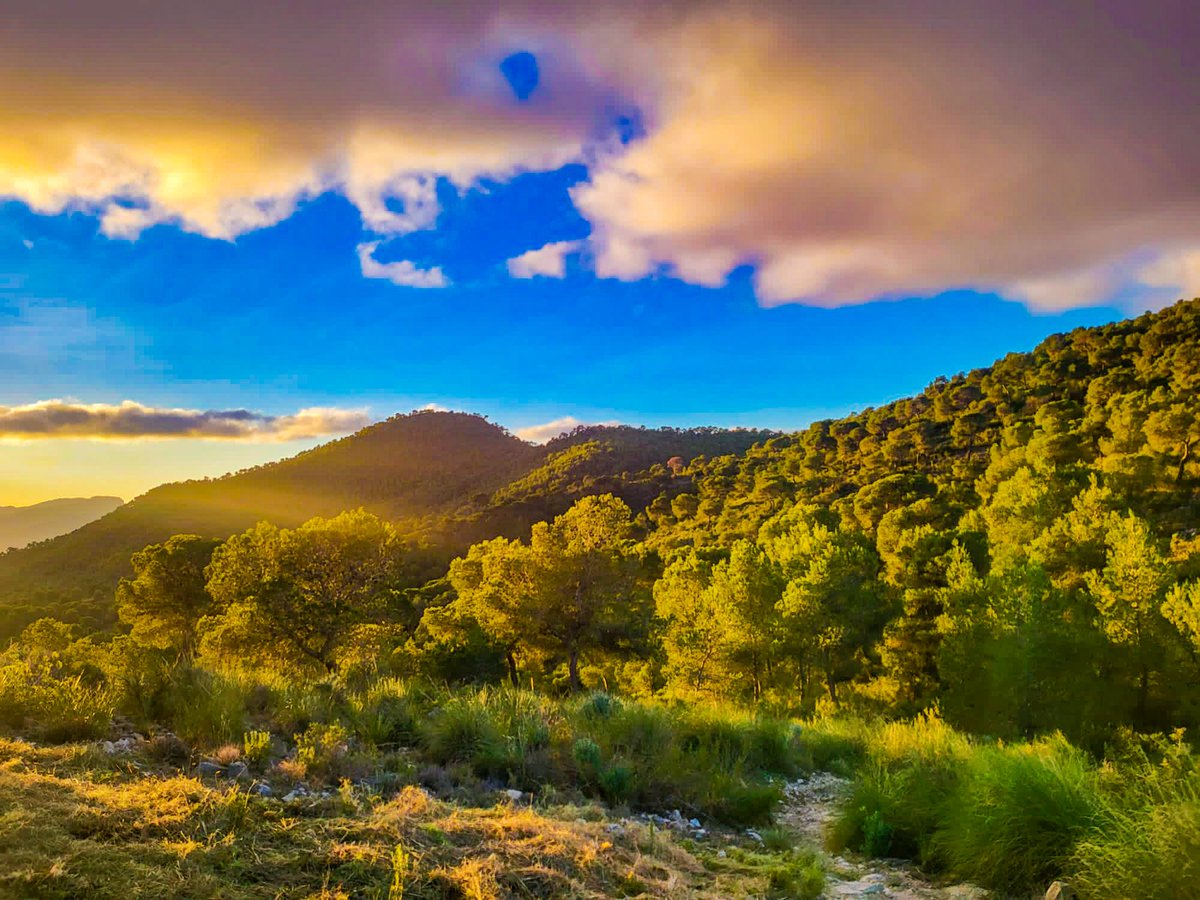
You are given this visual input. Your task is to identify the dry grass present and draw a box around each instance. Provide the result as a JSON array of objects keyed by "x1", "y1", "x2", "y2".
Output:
[{"x1": 0, "y1": 738, "x2": 795, "y2": 899}]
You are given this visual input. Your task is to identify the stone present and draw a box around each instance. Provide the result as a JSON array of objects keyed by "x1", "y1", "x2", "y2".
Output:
[
  {"x1": 250, "y1": 783, "x2": 272, "y2": 797},
  {"x1": 1044, "y1": 882, "x2": 1075, "y2": 900},
  {"x1": 226, "y1": 761, "x2": 249, "y2": 779},
  {"x1": 745, "y1": 830, "x2": 764, "y2": 843},
  {"x1": 605, "y1": 823, "x2": 625, "y2": 836},
  {"x1": 197, "y1": 761, "x2": 223, "y2": 777},
  {"x1": 282, "y1": 790, "x2": 302, "y2": 803},
  {"x1": 860, "y1": 885, "x2": 885, "y2": 896},
  {"x1": 717, "y1": 849, "x2": 728, "y2": 859},
  {"x1": 688, "y1": 818, "x2": 702, "y2": 828},
  {"x1": 504, "y1": 789, "x2": 523, "y2": 801}
]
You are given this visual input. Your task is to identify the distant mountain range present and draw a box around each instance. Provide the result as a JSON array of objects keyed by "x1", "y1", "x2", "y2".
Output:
[{"x1": 0, "y1": 497, "x2": 124, "y2": 552}]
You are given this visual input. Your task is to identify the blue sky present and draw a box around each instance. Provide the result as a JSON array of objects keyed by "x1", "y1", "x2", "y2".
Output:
[
  {"x1": 2, "y1": 1, "x2": 1196, "y2": 504},
  {"x1": 2, "y1": 181, "x2": 1121, "y2": 425},
  {"x1": 0, "y1": 174, "x2": 1120, "y2": 505}
]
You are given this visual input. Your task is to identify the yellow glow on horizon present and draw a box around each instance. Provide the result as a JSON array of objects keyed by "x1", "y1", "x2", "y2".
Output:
[{"x1": 0, "y1": 438, "x2": 322, "y2": 507}]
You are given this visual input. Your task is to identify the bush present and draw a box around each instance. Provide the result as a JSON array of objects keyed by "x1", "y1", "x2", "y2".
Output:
[
  {"x1": 420, "y1": 694, "x2": 502, "y2": 772},
  {"x1": 936, "y1": 736, "x2": 1103, "y2": 892},
  {"x1": 1072, "y1": 748, "x2": 1200, "y2": 900},
  {"x1": 702, "y1": 773, "x2": 781, "y2": 826},
  {"x1": 243, "y1": 730, "x2": 272, "y2": 766},
  {"x1": 350, "y1": 677, "x2": 422, "y2": 748},
  {"x1": 294, "y1": 722, "x2": 352, "y2": 781}
]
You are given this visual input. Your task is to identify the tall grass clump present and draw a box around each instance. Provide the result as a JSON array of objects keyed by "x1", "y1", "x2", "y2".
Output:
[
  {"x1": 1071, "y1": 732, "x2": 1200, "y2": 900},
  {"x1": 935, "y1": 735, "x2": 1103, "y2": 893},
  {"x1": 349, "y1": 677, "x2": 424, "y2": 748},
  {"x1": 828, "y1": 712, "x2": 970, "y2": 865},
  {"x1": 0, "y1": 665, "x2": 116, "y2": 742},
  {"x1": 420, "y1": 691, "x2": 504, "y2": 773},
  {"x1": 158, "y1": 668, "x2": 248, "y2": 746}
]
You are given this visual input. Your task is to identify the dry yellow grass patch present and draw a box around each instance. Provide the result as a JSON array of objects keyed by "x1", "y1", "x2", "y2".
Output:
[{"x1": 0, "y1": 740, "x2": 787, "y2": 899}]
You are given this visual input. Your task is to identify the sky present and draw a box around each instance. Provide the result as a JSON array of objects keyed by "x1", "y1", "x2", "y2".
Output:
[{"x1": 1, "y1": 1, "x2": 1198, "y2": 506}]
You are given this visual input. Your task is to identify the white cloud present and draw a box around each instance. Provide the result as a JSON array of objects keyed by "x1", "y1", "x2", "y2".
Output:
[
  {"x1": 357, "y1": 242, "x2": 448, "y2": 289},
  {"x1": 0, "y1": 400, "x2": 370, "y2": 441},
  {"x1": 515, "y1": 415, "x2": 619, "y2": 443},
  {"x1": 506, "y1": 240, "x2": 582, "y2": 279},
  {"x1": 1136, "y1": 248, "x2": 1200, "y2": 297}
]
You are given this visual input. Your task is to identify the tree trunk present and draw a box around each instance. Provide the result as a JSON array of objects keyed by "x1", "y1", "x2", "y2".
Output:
[
  {"x1": 568, "y1": 647, "x2": 582, "y2": 693},
  {"x1": 1138, "y1": 664, "x2": 1149, "y2": 725},
  {"x1": 506, "y1": 650, "x2": 520, "y2": 688}
]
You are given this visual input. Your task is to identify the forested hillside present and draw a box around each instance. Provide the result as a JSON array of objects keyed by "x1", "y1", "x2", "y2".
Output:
[{"x1": 0, "y1": 412, "x2": 771, "y2": 635}]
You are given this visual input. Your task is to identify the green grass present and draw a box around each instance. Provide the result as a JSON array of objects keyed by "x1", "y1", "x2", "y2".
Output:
[{"x1": 824, "y1": 714, "x2": 1199, "y2": 899}]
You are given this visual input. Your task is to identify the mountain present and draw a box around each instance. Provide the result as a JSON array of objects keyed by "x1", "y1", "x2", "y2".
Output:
[
  {"x1": 0, "y1": 497, "x2": 124, "y2": 552},
  {"x1": 0, "y1": 410, "x2": 774, "y2": 636}
]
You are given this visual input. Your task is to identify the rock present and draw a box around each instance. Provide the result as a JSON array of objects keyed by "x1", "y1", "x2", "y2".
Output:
[
  {"x1": 688, "y1": 817, "x2": 702, "y2": 829},
  {"x1": 1045, "y1": 882, "x2": 1075, "y2": 900},
  {"x1": 504, "y1": 789, "x2": 523, "y2": 801},
  {"x1": 197, "y1": 761, "x2": 223, "y2": 777},
  {"x1": 250, "y1": 783, "x2": 272, "y2": 797},
  {"x1": 282, "y1": 790, "x2": 302, "y2": 803},
  {"x1": 717, "y1": 849, "x2": 728, "y2": 858},
  {"x1": 860, "y1": 885, "x2": 885, "y2": 896},
  {"x1": 863, "y1": 874, "x2": 887, "y2": 884},
  {"x1": 745, "y1": 830, "x2": 764, "y2": 843},
  {"x1": 226, "y1": 761, "x2": 249, "y2": 779},
  {"x1": 605, "y1": 823, "x2": 625, "y2": 836}
]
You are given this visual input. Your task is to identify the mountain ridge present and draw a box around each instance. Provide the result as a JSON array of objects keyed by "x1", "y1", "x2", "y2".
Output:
[{"x1": 0, "y1": 496, "x2": 124, "y2": 553}]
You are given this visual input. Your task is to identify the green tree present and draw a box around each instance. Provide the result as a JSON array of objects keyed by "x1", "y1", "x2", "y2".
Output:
[
  {"x1": 116, "y1": 535, "x2": 220, "y2": 659},
  {"x1": 1085, "y1": 514, "x2": 1175, "y2": 724},
  {"x1": 447, "y1": 495, "x2": 644, "y2": 692},
  {"x1": 762, "y1": 506, "x2": 883, "y2": 704},
  {"x1": 202, "y1": 510, "x2": 413, "y2": 675},
  {"x1": 654, "y1": 551, "x2": 736, "y2": 698}
]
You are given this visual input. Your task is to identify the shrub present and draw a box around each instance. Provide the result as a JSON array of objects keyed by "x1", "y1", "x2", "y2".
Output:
[
  {"x1": 703, "y1": 773, "x2": 781, "y2": 826},
  {"x1": 295, "y1": 722, "x2": 353, "y2": 781},
  {"x1": 420, "y1": 695, "x2": 501, "y2": 772},
  {"x1": 242, "y1": 730, "x2": 272, "y2": 766},
  {"x1": 576, "y1": 692, "x2": 622, "y2": 721},
  {"x1": 351, "y1": 679, "x2": 422, "y2": 748}
]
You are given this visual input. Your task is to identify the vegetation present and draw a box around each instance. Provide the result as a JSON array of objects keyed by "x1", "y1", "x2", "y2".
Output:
[{"x1": 3, "y1": 298, "x2": 1200, "y2": 896}]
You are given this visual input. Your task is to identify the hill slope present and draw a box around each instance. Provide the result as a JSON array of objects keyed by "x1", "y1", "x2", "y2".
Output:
[
  {"x1": 0, "y1": 497, "x2": 124, "y2": 551},
  {"x1": 0, "y1": 411, "x2": 773, "y2": 635}
]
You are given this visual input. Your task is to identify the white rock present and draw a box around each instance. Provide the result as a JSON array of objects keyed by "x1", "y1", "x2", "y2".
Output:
[{"x1": 504, "y1": 789, "x2": 523, "y2": 801}]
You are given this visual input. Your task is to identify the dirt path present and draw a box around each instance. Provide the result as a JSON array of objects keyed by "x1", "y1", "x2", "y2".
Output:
[{"x1": 777, "y1": 774, "x2": 988, "y2": 900}]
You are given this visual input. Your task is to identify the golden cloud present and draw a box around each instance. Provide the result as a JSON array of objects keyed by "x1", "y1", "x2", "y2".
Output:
[
  {"x1": 0, "y1": 400, "x2": 370, "y2": 441},
  {"x1": 0, "y1": 2, "x2": 1197, "y2": 308}
]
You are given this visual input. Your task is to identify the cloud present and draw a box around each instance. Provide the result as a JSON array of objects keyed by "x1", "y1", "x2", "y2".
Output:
[
  {"x1": 357, "y1": 242, "x2": 448, "y2": 288},
  {"x1": 515, "y1": 415, "x2": 618, "y2": 443},
  {"x1": 507, "y1": 240, "x2": 581, "y2": 279},
  {"x1": 0, "y1": 2, "x2": 1197, "y2": 310},
  {"x1": 569, "y1": 2, "x2": 1200, "y2": 310},
  {"x1": 0, "y1": 400, "x2": 370, "y2": 441}
]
